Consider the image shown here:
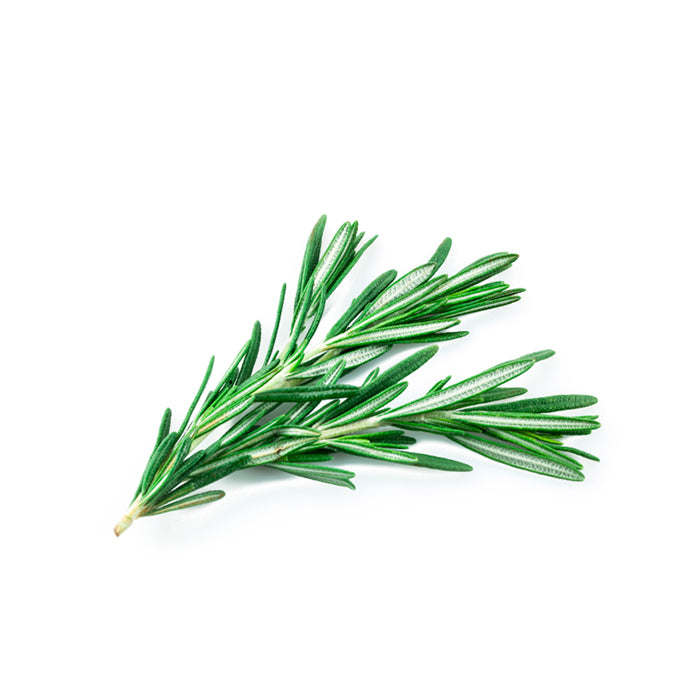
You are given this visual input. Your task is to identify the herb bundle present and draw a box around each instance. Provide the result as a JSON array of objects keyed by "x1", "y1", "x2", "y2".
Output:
[{"x1": 114, "y1": 216, "x2": 599, "y2": 536}]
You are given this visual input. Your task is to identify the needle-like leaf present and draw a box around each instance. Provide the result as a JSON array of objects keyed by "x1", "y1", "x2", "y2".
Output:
[
  {"x1": 264, "y1": 283, "x2": 287, "y2": 366},
  {"x1": 255, "y1": 385, "x2": 360, "y2": 402},
  {"x1": 147, "y1": 490, "x2": 226, "y2": 516},
  {"x1": 329, "y1": 319, "x2": 459, "y2": 347},
  {"x1": 471, "y1": 394, "x2": 598, "y2": 414},
  {"x1": 451, "y1": 411, "x2": 600, "y2": 434},
  {"x1": 384, "y1": 358, "x2": 535, "y2": 419},
  {"x1": 451, "y1": 434, "x2": 585, "y2": 481}
]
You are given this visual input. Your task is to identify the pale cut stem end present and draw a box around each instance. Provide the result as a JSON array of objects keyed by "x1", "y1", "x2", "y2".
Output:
[{"x1": 114, "y1": 500, "x2": 143, "y2": 537}]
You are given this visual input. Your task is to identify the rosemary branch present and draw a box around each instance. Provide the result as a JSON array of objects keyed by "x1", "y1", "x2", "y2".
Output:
[{"x1": 114, "y1": 216, "x2": 599, "y2": 536}]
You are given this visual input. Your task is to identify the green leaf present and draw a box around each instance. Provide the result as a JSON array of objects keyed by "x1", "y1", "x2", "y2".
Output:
[
  {"x1": 154, "y1": 407, "x2": 172, "y2": 450},
  {"x1": 387, "y1": 331, "x2": 470, "y2": 344},
  {"x1": 147, "y1": 490, "x2": 226, "y2": 516},
  {"x1": 327, "y1": 441, "x2": 471, "y2": 471},
  {"x1": 450, "y1": 295, "x2": 521, "y2": 316},
  {"x1": 311, "y1": 221, "x2": 355, "y2": 296},
  {"x1": 326, "y1": 439, "x2": 418, "y2": 464},
  {"x1": 453, "y1": 411, "x2": 600, "y2": 435},
  {"x1": 170, "y1": 437, "x2": 192, "y2": 471},
  {"x1": 287, "y1": 278, "x2": 314, "y2": 358},
  {"x1": 294, "y1": 215, "x2": 325, "y2": 312},
  {"x1": 452, "y1": 434, "x2": 585, "y2": 481},
  {"x1": 428, "y1": 237, "x2": 452, "y2": 271},
  {"x1": 245, "y1": 437, "x2": 319, "y2": 465},
  {"x1": 514, "y1": 349, "x2": 555, "y2": 363},
  {"x1": 297, "y1": 285, "x2": 327, "y2": 355},
  {"x1": 446, "y1": 280, "x2": 510, "y2": 303},
  {"x1": 255, "y1": 385, "x2": 360, "y2": 402},
  {"x1": 554, "y1": 445, "x2": 600, "y2": 462},
  {"x1": 482, "y1": 427, "x2": 583, "y2": 471},
  {"x1": 269, "y1": 462, "x2": 356, "y2": 489},
  {"x1": 237, "y1": 321, "x2": 261, "y2": 384},
  {"x1": 425, "y1": 253, "x2": 518, "y2": 300},
  {"x1": 389, "y1": 418, "x2": 469, "y2": 437},
  {"x1": 362, "y1": 263, "x2": 437, "y2": 318},
  {"x1": 362, "y1": 367, "x2": 381, "y2": 386},
  {"x1": 473, "y1": 394, "x2": 598, "y2": 414},
  {"x1": 177, "y1": 355, "x2": 215, "y2": 434},
  {"x1": 278, "y1": 449, "x2": 334, "y2": 463},
  {"x1": 350, "y1": 274, "x2": 448, "y2": 329},
  {"x1": 385, "y1": 357, "x2": 535, "y2": 419},
  {"x1": 362, "y1": 430, "x2": 417, "y2": 446},
  {"x1": 409, "y1": 452, "x2": 473, "y2": 471},
  {"x1": 201, "y1": 339, "x2": 250, "y2": 411},
  {"x1": 275, "y1": 427, "x2": 321, "y2": 438},
  {"x1": 428, "y1": 376, "x2": 452, "y2": 394},
  {"x1": 264, "y1": 283, "x2": 287, "y2": 365},
  {"x1": 329, "y1": 319, "x2": 458, "y2": 347}
]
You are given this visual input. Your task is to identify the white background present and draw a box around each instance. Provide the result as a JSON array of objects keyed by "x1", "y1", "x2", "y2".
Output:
[{"x1": 1, "y1": 2, "x2": 698, "y2": 698}]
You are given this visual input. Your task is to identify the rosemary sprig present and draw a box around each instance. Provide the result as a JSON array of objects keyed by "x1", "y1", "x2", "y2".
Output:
[{"x1": 114, "y1": 216, "x2": 599, "y2": 536}]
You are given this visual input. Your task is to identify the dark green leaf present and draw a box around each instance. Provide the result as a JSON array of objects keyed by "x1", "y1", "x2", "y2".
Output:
[
  {"x1": 237, "y1": 321, "x2": 261, "y2": 385},
  {"x1": 178, "y1": 355, "x2": 215, "y2": 434},
  {"x1": 255, "y1": 385, "x2": 360, "y2": 402},
  {"x1": 473, "y1": 394, "x2": 598, "y2": 414},
  {"x1": 409, "y1": 452, "x2": 473, "y2": 471},
  {"x1": 362, "y1": 430, "x2": 417, "y2": 446},
  {"x1": 294, "y1": 215, "x2": 325, "y2": 312},
  {"x1": 297, "y1": 285, "x2": 327, "y2": 354},
  {"x1": 428, "y1": 237, "x2": 452, "y2": 271},
  {"x1": 154, "y1": 408, "x2": 172, "y2": 450},
  {"x1": 264, "y1": 283, "x2": 287, "y2": 366}
]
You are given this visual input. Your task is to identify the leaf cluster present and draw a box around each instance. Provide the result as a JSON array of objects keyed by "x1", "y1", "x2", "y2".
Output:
[{"x1": 115, "y1": 217, "x2": 599, "y2": 534}]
